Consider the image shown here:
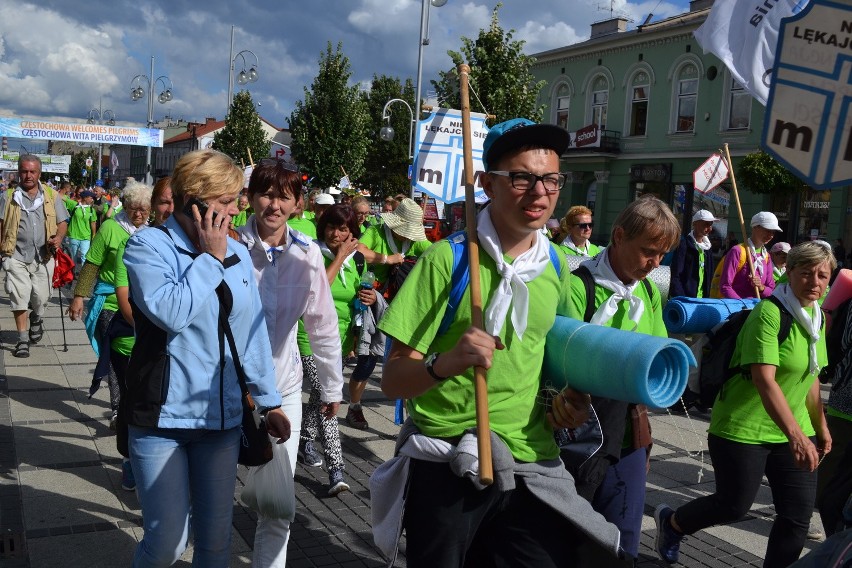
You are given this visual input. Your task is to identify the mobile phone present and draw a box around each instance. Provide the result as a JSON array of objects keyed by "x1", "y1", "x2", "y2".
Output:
[{"x1": 183, "y1": 197, "x2": 218, "y2": 223}]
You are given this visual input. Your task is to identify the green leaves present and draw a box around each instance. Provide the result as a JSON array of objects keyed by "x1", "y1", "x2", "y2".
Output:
[
  {"x1": 738, "y1": 150, "x2": 806, "y2": 195},
  {"x1": 212, "y1": 91, "x2": 270, "y2": 167}
]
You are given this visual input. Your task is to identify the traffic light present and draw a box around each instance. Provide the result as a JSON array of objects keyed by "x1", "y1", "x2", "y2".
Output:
[{"x1": 301, "y1": 172, "x2": 310, "y2": 186}]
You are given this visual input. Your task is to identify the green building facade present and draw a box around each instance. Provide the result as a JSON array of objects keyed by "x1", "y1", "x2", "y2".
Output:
[{"x1": 531, "y1": 0, "x2": 847, "y2": 254}]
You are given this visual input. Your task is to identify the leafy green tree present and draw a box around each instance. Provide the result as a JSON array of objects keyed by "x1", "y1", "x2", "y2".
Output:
[
  {"x1": 212, "y1": 91, "x2": 270, "y2": 166},
  {"x1": 431, "y1": 3, "x2": 545, "y2": 123},
  {"x1": 69, "y1": 149, "x2": 98, "y2": 186},
  {"x1": 289, "y1": 42, "x2": 370, "y2": 188},
  {"x1": 361, "y1": 75, "x2": 415, "y2": 198},
  {"x1": 738, "y1": 150, "x2": 806, "y2": 194}
]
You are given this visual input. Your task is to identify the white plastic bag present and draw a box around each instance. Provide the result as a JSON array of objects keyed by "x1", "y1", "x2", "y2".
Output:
[{"x1": 240, "y1": 440, "x2": 295, "y2": 521}]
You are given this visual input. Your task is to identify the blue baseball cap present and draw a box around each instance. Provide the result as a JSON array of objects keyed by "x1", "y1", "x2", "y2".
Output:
[
  {"x1": 482, "y1": 118, "x2": 570, "y2": 170},
  {"x1": 80, "y1": 190, "x2": 96, "y2": 198}
]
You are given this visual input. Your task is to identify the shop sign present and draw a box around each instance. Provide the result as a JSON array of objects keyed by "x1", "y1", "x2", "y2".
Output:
[
  {"x1": 629, "y1": 163, "x2": 671, "y2": 183},
  {"x1": 803, "y1": 200, "x2": 830, "y2": 209}
]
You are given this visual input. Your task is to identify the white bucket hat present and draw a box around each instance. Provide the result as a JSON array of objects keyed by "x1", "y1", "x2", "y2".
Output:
[{"x1": 381, "y1": 198, "x2": 427, "y2": 242}]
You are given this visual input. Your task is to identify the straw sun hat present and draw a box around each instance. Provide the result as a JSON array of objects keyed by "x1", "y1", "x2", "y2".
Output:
[{"x1": 380, "y1": 197, "x2": 427, "y2": 242}]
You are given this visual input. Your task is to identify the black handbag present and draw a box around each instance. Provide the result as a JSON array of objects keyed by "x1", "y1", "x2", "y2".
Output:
[{"x1": 217, "y1": 287, "x2": 274, "y2": 467}]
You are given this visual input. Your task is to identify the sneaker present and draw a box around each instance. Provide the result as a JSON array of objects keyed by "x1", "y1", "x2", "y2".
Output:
[
  {"x1": 121, "y1": 459, "x2": 136, "y2": 491},
  {"x1": 654, "y1": 504, "x2": 683, "y2": 564},
  {"x1": 807, "y1": 526, "x2": 825, "y2": 541},
  {"x1": 346, "y1": 406, "x2": 369, "y2": 430},
  {"x1": 328, "y1": 469, "x2": 350, "y2": 496},
  {"x1": 13, "y1": 341, "x2": 29, "y2": 358},
  {"x1": 298, "y1": 440, "x2": 323, "y2": 467}
]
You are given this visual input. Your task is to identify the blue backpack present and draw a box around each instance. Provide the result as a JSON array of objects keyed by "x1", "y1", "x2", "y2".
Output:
[{"x1": 437, "y1": 231, "x2": 562, "y2": 335}]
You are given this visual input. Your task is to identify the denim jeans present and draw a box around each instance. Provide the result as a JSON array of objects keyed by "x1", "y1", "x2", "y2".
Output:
[
  {"x1": 676, "y1": 433, "x2": 816, "y2": 568},
  {"x1": 592, "y1": 447, "x2": 648, "y2": 558},
  {"x1": 68, "y1": 238, "x2": 90, "y2": 267},
  {"x1": 252, "y1": 388, "x2": 302, "y2": 568},
  {"x1": 129, "y1": 425, "x2": 241, "y2": 568}
]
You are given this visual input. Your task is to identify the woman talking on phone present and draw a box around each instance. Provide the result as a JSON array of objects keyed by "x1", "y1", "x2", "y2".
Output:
[{"x1": 121, "y1": 150, "x2": 289, "y2": 567}]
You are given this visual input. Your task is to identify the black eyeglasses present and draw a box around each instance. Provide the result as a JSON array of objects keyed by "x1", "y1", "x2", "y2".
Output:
[
  {"x1": 259, "y1": 158, "x2": 299, "y2": 173},
  {"x1": 488, "y1": 171, "x2": 566, "y2": 194},
  {"x1": 573, "y1": 223, "x2": 593, "y2": 230}
]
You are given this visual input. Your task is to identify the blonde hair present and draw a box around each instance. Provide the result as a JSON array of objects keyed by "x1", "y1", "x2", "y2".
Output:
[
  {"x1": 171, "y1": 150, "x2": 242, "y2": 204},
  {"x1": 560, "y1": 205, "x2": 593, "y2": 235},
  {"x1": 121, "y1": 177, "x2": 153, "y2": 209},
  {"x1": 787, "y1": 241, "x2": 837, "y2": 272},
  {"x1": 611, "y1": 197, "x2": 681, "y2": 251}
]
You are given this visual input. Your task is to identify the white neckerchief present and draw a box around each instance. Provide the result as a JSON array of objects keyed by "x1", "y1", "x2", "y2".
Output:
[
  {"x1": 748, "y1": 238, "x2": 769, "y2": 277},
  {"x1": 560, "y1": 235, "x2": 592, "y2": 256},
  {"x1": 771, "y1": 283, "x2": 822, "y2": 375},
  {"x1": 774, "y1": 265, "x2": 786, "y2": 279},
  {"x1": 13, "y1": 188, "x2": 44, "y2": 212},
  {"x1": 383, "y1": 224, "x2": 411, "y2": 256},
  {"x1": 114, "y1": 210, "x2": 146, "y2": 236},
  {"x1": 318, "y1": 241, "x2": 356, "y2": 287},
  {"x1": 477, "y1": 206, "x2": 551, "y2": 340},
  {"x1": 689, "y1": 232, "x2": 712, "y2": 251},
  {"x1": 582, "y1": 247, "x2": 645, "y2": 331}
]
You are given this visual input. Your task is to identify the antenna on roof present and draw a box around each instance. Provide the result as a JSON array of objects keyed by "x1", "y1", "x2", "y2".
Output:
[
  {"x1": 597, "y1": 0, "x2": 633, "y2": 21},
  {"x1": 642, "y1": 13, "x2": 654, "y2": 25}
]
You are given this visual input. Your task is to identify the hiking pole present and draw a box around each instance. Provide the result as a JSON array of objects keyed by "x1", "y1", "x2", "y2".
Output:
[
  {"x1": 458, "y1": 62, "x2": 493, "y2": 486},
  {"x1": 722, "y1": 143, "x2": 761, "y2": 298}
]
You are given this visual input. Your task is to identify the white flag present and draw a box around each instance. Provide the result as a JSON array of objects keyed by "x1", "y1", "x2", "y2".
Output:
[
  {"x1": 339, "y1": 175, "x2": 350, "y2": 189},
  {"x1": 110, "y1": 151, "x2": 119, "y2": 175},
  {"x1": 693, "y1": 0, "x2": 809, "y2": 106}
]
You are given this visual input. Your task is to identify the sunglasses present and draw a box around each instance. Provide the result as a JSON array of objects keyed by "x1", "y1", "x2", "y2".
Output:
[
  {"x1": 259, "y1": 158, "x2": 299, "y2": 173},
  {"x1": 573, "y1": 223, "x2": 593, "y2": 230}
]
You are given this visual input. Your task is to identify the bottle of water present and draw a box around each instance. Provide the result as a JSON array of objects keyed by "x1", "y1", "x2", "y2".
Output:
[{"x1": 353, "y1": 270, "x2": 375, "y2": 312}]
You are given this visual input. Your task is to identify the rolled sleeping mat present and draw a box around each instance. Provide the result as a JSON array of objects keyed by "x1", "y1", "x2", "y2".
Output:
[
  {"x1": 544, "y1": 315, "x2": 695, "y2": 408},
  {"x1": 564, "y1": 254, "x2": 671, "y2": 303},
  {"x1": 824, "y1": 268, "x2": 852, "y2": 311},
  {"x1": 663, "y1": 296, "x2": 760, "y2": 334}
]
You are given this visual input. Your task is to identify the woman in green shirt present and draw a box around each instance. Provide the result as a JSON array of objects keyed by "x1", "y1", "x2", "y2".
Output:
[
  {"x1": 554, "y1": 205, "x2": 601, "y2": 258},
  {"x1": 655, "y1": 241, "x2": 835, "y2": 567}
]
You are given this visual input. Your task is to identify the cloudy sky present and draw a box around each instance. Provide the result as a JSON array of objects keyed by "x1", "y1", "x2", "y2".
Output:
[{"x1": 1, "y1": 0, "x2": 690, "y2": 148}]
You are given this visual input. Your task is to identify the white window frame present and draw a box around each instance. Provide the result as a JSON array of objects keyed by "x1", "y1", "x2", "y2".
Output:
[
  {"x1": 628, "y1": 72, "x2": 650, "y2": 137},
  {"x1": 724, "y1": 75, "x2": 751, "y2": 130}
]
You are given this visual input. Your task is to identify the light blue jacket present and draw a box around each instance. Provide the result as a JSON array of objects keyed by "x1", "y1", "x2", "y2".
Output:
[{"x1": 123, "y1": 215, "x2": 281, "y2": 430}]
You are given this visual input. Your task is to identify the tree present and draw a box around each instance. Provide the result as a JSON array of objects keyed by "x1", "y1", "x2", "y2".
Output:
[
  {"x1": 69, "y1": 149, "x2": 98, "y2": 187},
  {"x1": 361, "y1": 75, "x2": 416, "y2": 198},
  {"x1": 289, "y1": 42, "x2": 371, "y2": 188},
  {"x1": 212, "y1": 91, "x2": 270, "y2": 167},
  {"x1": 431, "y1": 3, "x2": 546, "y2": 124},
  {"x1": 738, "y1": 150, "x2": 806, "y2": 194}
]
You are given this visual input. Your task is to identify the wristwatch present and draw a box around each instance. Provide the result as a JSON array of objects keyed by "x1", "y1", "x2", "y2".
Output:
[{"x1": 424, "y1": 352, "x2": 449, "y2": 382}]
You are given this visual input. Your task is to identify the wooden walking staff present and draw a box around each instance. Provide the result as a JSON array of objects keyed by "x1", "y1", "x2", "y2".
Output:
[
  {"x1": 722, "y1": 143, "x2": 761, "y2": 298},
  {"x1": 457, "y1": 63, "x2": 493, "y2": 486}
]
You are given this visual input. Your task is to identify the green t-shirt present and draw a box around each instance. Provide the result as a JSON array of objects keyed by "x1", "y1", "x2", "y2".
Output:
[
  {"x1": 65, "y1": 198, "x2": 97, "y2": 241},
  {"x1": 325, "y1": 253, "x2": 363, "y2": 352},
  {"x1": 556, "y1": 241, "x2": 602, "y2": 258},
  {"x1": 378, "y1": 240, "x2": 570, "y2": 463},
  {"x1": 110, "y1": 242, "x2": 134, "y2": 356},
  {"x1": 85, "y1": 219, "x2": 131, "y2": 313},
  {"x1": 231, "y1": 209, "x2": 250, "y2": 229},
  {"x1": 288, "y1": 215, "x2": 317, "y2": 240},
  {"x1": 359, "y1": 225, "x2": 432, "y2": 285},
  {"x1": 697, "y1": 246, "x2": 706, "y2": 298},
  {"x1": 708, "y1": 300, "x2": 825, "y2": 444}
]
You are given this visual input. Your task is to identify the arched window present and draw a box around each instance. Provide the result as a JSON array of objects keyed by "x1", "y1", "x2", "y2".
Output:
[
  {"x1": 590, "y1": 76, "x2": 609, "y2": 129},
  {"x1": 629, "y1": 71, "x2": 650, "y2": 136},
  {"x1": 725, "y1": 76, "x2": 751, "y2": 130},
  {"x1": 554, "y1": 83, "x2": 571, "y2": 130},
  {"x1": 674, "y1": 64, "x2": 699, "y2": 133}
]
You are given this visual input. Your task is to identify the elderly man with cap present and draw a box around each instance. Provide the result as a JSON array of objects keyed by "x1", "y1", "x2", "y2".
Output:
[
  {"x1": 0, "y1": 155, "x2": 69, "y2": 358},
  {"x1": 719, "y1": 211, "x2": 781, "y2": 299},
  {"x1": 64, "y1": 189, "x2": 98, "y2": 269},
  {"x1": 357, "y1": 196, "x2": 432, "y2": 295},
  {"x1": 372, "y1": 118, "x2": 621, "y2": 567},
  {"x1": 670, "y1": 209, "x2": 718, "y2": 298}
]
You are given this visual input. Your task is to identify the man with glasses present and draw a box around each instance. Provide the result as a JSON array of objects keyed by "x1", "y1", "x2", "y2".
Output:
[
  {"x1": 374, "y1": 118, "x2": 620, "y2": 566},
  {"x1": 555, "y1": 205, "x2": 601, "y2": 258},
  {"x1": 0, "y1": 155, "x2": 69, "y2": 357}
]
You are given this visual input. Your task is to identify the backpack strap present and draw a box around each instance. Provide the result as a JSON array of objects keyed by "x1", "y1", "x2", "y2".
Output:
[
  {"x1": 571, "y1": 265, "x2": 597, "y2": 323},
  {"x1": 766, "y1": 295, "x2": 794, "y2": 344}
]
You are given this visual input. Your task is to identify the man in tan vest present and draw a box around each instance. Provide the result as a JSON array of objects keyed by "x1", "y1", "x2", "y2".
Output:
[{"x1": 0, "y1": 155, "x2": 69, "y2": 357}]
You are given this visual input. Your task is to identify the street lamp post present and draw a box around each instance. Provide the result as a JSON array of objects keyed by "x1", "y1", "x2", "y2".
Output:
[
  {"x1": 86, "y1": 97, "x2": 115, "y2": 183},
  {"x1": 227, "y1": 25, "x2": 260, "y2": 114},
  {"x1": 414, "y1": 0, "x2": 448, "y2": 129},
  {"x1": 379, "y1": 98, "x2": 415, "y2": 159},
  {"x1": 129, "y1": 56, "x2": 174, "y2": 184}
]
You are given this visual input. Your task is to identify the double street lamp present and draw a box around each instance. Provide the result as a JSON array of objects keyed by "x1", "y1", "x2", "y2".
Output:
[
  {"x1": 129, "y1": 56, "x2": 174, "y2": 184},
  {"x1": 227, "y1": 25, "x2": 260, "y2": 113},
  {"x1": 86, "y1": 98, "x2": 115, "y2": 182}
]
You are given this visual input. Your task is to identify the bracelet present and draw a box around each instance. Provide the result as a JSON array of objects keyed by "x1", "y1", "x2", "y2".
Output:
[{"x1": 381, "y1": 254, "x2": 387, "y2": 264}]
